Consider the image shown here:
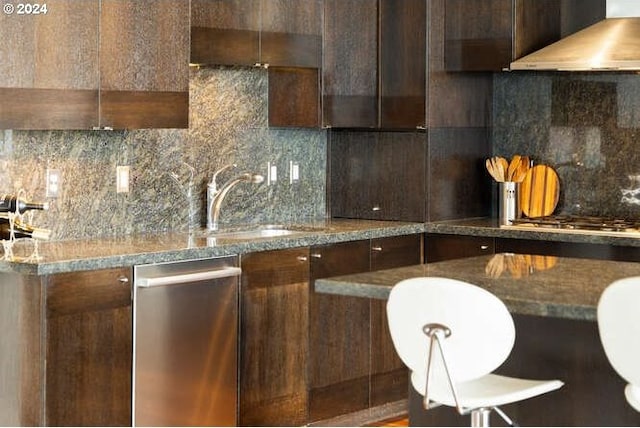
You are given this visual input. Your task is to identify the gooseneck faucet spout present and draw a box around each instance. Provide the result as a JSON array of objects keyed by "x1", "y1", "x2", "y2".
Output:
[{"x1": 207, "y1": 172, "x2": 264, "y2": 231}]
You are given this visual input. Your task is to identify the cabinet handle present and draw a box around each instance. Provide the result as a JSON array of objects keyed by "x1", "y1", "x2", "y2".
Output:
[
  {"x1": 371, "y1": 246, "x2": 383, "y2": 252},
  {"x1": 480, "y1": 245, "x2": 490, "y2": 250},
  {"x1": 310, "y1": 253, "x2": 322, "y2": 259},
  {"x1": 372, "y1": 206, "x2": 381, "y2": 212},
  {"x1": 118, "y1": 276, "x2": 129, "y2": 283},
  {"x1": 296, "y1": 256, "x2": 308, "y2": 262}
]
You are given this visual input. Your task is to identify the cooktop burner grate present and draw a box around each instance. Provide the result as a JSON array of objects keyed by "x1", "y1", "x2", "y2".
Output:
[{"x1": 509, "y1": 215, "x2": 640, "y2": 232}]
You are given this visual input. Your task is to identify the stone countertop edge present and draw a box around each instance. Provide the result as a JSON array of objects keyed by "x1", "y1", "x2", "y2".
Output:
[
  {"x1": 0, "y1": 219, "x2": 426, "y2": 276},
  {"x1": 314, "y1": 254, "x2": 640, "y2": 322}
]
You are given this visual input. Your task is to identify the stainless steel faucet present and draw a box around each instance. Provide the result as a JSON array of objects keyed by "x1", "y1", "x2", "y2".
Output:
[{"x1": 207, "y1": 166, "x2": 264, "y2": 231}]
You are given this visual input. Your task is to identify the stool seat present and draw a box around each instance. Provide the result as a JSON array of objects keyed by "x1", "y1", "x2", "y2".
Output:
[{"x1": 412, "y1": 372, "x2": 564, "y2": 409}]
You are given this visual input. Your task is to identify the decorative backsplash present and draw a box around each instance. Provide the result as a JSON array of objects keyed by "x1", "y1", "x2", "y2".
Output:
[
  {"x1": 493, "y1": 72, "x2": 640, "y2": 219},
  {"x1": 0, "y1": 67, "x2": 327, "y2": 241}
]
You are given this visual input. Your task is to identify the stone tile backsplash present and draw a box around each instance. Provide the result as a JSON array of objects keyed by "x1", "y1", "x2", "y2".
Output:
[
  {"x1": 0, "y1": 67, "x2": 326, "y2": 240},
  {"x1": 493, "y1": 72, "x2": 640, "y2": 218}
]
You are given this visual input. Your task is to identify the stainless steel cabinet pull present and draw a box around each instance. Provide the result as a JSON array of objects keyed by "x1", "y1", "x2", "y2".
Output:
[
  {"x1": 372, "y1": 206, "x2": 381, "y2": 211},
  {"x1": 297, "y1": 256, "x2": 308, "y2": 262},
  {"x1": 371, "y1": 246, "x2": 383, "y2": 252},
  {"x1": 310, "y1": 253, "x2": 322, "y2": 259},
  {"x1": 118, "y1": 276, "x2": 129, "y2": 283},
  {"x1": 480, "y1": 245, "x2": 489, "y2": 250},
  {"x1": 137, "y1": 267, "x2": 242, "y2": 288}
]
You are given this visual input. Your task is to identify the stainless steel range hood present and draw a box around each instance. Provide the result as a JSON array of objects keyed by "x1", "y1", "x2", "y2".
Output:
[{"x1": 510, "y1": 0, "x2": 640, "y2": 71}]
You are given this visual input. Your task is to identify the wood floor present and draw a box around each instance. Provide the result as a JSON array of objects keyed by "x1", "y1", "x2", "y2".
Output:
[{"x1": 369, "y1": 415, "x2": 409, "y2": 427}]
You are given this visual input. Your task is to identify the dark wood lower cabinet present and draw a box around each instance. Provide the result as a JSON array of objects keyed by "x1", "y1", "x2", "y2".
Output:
[
  {"x1": 45, "y1": 268, "x2": 133, "y2": 427},
  {"x1": 309, "y1": 235, "x2": 423, "y2": 423},
  {"x1": 239, "y1": 248, "x2": 310, "y2": 427}
]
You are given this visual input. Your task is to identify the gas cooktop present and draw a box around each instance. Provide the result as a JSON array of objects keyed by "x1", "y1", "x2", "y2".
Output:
[{"x1": 501, "y1": 215, "x2": 640, "y2": 237}]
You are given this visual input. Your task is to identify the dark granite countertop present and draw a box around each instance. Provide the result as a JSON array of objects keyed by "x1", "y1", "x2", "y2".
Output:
[
  {"x1": 426, "y1": 217, "x2": 640, "y2": 247},
  {"x1": 4, "y1": 216, "x2": 640, "y2": 276},
  {"x1": 314, "y1": 253, "x2": 640, "y2": 321},
  {"x1": 0, "y1": 219, "x2": 425, "y2": 275}
]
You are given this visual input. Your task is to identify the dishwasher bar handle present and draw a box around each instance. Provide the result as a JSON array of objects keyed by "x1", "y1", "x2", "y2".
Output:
[{"x1": 136, "y1": 266, "x2": 242, "y2": 288}]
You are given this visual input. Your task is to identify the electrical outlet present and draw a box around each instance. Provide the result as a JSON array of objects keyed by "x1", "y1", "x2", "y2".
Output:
[
  {"x1": 116, "y1": 166, "x2": 130, "y2": 193},
  {"x1": 289, "y1": 161, "x2": 300, "y2": 184},
  {"x1": 46, "y1": 169, "x2": 61, "y2": 198},
  {"x1": 267, "y1": 162, "x2": 277, "y2": 185}
]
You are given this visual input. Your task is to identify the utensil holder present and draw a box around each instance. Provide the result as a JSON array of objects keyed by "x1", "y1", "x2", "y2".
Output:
[{"x1": 499, "y1": 182, "x2": 521, "y2": 225}]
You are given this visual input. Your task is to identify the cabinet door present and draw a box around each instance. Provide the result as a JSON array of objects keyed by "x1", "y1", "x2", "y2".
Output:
[
  {"x1": 240, "y1": 248, "x2": 310, "y2": 426},
  {"x1": 268, "y1": 67, "x2": 320, "y2": 128},
  {"x1": 0, "y1": 0, "x2": 99, "y2": 129},
  {"x1": 45, "y1": 267, "x2": 132, "y2": 426},
  {"x1": 370, "y1": 235, "x2": 423, "y2": 407},
  {"x1": 261, "y1": 0, "x2": 323, "y2": 68},
  {"x1": 379, "y1": 0, "x2": 426, "y2": 129},
  {"x1": 323, "y1": 0, "x2": 378, "y2": 128},
  {"x1": 330, "y1": 131, "x2": 427, "y2": 222},
  {"x1": 308, "y1": 240, "x2": 371, "y2": 422},
  {"x1": 191, "y1": 0, "x2": 261, "y2": 66},
  {"x1": 426, "y1": 233, "x2": 495, "y2": 263},
  {"x1": 444, "y1": 0, "x2": 562, "y2": 71},
  {"x1": 100, "y1": 0, "x2": 189, "y2": 129}
]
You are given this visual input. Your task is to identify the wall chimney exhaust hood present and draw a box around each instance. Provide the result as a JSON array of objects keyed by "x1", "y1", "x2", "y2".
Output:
[{"x1": 510, "y1": 0, "x2": 640, "y2": 71}]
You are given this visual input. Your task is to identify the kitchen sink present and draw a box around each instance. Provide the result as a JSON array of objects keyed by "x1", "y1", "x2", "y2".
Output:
[{"x1": 203, "y1": 225, "x2": 321, "y2": 241}]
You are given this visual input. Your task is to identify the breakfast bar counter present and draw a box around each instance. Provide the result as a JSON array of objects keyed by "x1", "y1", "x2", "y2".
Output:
[{"x1": 314, "y1": 254, "x2": 640, "y2": 426}]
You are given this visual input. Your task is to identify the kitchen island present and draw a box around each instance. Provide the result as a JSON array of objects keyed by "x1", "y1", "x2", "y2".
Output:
[{"x1": 315, "y1": 254, "x2": 640, "y2": 426}]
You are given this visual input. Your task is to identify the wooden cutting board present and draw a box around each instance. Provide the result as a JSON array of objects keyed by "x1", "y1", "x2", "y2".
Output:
[{"x1": 520, "y1": 164, "x2": 560, "y2": 218}]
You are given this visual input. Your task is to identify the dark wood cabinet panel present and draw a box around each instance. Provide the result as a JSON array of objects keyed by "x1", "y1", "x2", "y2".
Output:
[
  {"x1": 0, "y1": 0, "x2": 99, "y2": 129},
  {"x1": 0, "y1": 0, "x2": 188, "y2": 129},
  {"x1": 100, "y1": 0, "x2": 189, "y2": 129},
  {"x1": 444, "y1": 0, "x2": 606, "y2": 71},
  {"x1": 191, "y1": 0, "x2": 261, "y2": 66},
  {"x1": 330, "y1": 131, "x2": 427, "y2": 222},
  {"x1": 45, "y1": 268, "x2": 132, "y2": 427},
  {"x1": 323, "y1": 0, "x2": 426, "y2": 129},
  {"x1": 261, "y1": 0, "x2": 323, "y2": 68},
  {"x1": 322, "y1": 0, "x2": 378, "y2": 128},
  {"x1": 379, "y1": 0, "x2": 427, "y2": 129},
  {"x1": 308, "y1": 240, "x2": 371, "y2": 422},
  {"x1": 240, "y1": 248, "x2": 310, "y2": 427},
  {"x1": 268, "y1": 67, "x2": 320, "y2": 128},
  {"x1": 426, "y1": 233, "x2": 495, "y2": 263},
  {"x1": 192, "y1": 0, "x2": 321, "y2": 68},
  {"x1": 370, "y1": 235, "x2": 423, "y2": 407}
]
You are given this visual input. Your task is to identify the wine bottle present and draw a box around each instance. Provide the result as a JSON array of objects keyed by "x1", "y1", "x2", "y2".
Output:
[
  {"x1": 0, "y1": 217, "x2": 52, "y2": 241},
  {"x1": 0, "y1": 194, "x2": 49, "y2": 214}
]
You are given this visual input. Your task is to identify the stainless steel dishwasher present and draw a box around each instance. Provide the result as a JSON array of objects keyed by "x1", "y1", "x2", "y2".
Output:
[{"x1": 133, "y1": 256, "x2": 240, "y2": 427}]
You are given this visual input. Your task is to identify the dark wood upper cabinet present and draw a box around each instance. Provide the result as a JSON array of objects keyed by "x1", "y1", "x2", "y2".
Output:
[
  {"x1": 330, "y1": 131, "x2": 426, "y2": 222},
  {"x1": 444, "y1": 0, "x2": 605, "y2": 71},
  {"x1": 268, "y1": 67, "x2": 320, "y2": 128},
  {"x1": 261, "y1": 0, "x2": 323, "y2": 68},
  {"x1": 323, "y1": 0, "x2": 426, "y2": 129},
  {"x1": 0, "y1": 0, "x2": 99, "y2": 129},
  {"x1": 379, "y1": 0, "x2": 427, "y2": 129},
  {"x1": 0, "y1": 0, "x2": 188, "y2": 130},
  {"x1": 191, "y1": 0, "x2": 322, "y2": 68},
  {"x1": 191, "y1": 0, "x2": 261, "y2": 66},
  {"x1": 99, "y1": 0, "x2": 189, "y2": 129},
  {"x1": 322, "y1": 0, "x2": 378, "y2": 128}
]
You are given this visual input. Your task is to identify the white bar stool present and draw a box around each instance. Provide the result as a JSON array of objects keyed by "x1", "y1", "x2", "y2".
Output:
[
  {"x1": 598, "y1": 276, "x2": 640, "y2": 412},
  {"x1": 386, "y1": 277, "x2": 564, "y2": 427}
]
